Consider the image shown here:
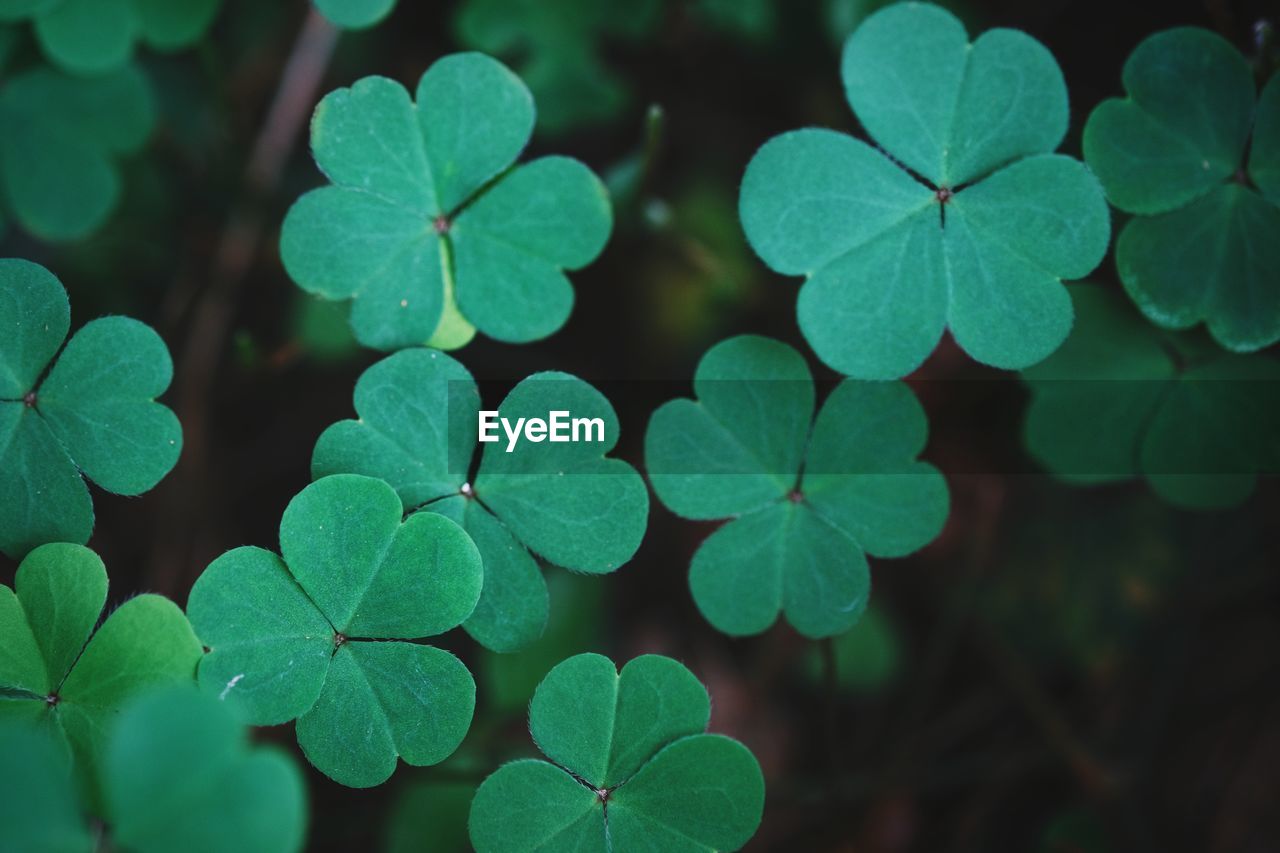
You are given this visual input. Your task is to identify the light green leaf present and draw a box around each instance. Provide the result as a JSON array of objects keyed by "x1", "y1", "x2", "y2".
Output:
[
  {"x1": 15, "y1": 543, "x2": 106, "y2": 690},
  {"x1": 469, "y1": 654, "x2": 764, "y2": 853},
  {"x1": 1084, "y1": 27, "x2": 1280, "y2": 352},
  {"x1": 313, "y1": 352, "x2": 647, "y2": 652},
  {"x1": 186, "y1": 474, "x2": 482, "y2": 787},
  {"x1": 0, "y1": 261, "x2": 180, "y2": 558},
  {"x1": 646, "y1": 336, "x2": 946, "y2": 638},
  {"x1": 281, "y1": 53, "x2": 611, "y2": 350},
  {"x1": 740, "y1": 4, "x2": 1106, "y2": 378},
  {"x1": 104, "y1": 687, "x2": 307, "y2": 853}
]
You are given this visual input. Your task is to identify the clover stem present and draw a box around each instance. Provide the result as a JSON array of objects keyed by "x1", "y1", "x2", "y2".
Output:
[
  {"x1": 333, "y1": 632, "x2": 346, "y2": 650},
  {"x1": 433, "y1": 215, "x2": 451, "y2": 234},
  {"x1": 787, "y1": 488, "x2": 804, "y2": 504},
  {"x1": 935, "y1": 186, "x2": 954, "y2": 204},
  {"x1": 22, "y1": 390, "x2": 36, "y2": 408},
  {"x1": 460, "y1": 482, "x2": 475, "y2": 499},
  {"x1": 594, "y1": 786, "x2": 610, "y2": 803}
]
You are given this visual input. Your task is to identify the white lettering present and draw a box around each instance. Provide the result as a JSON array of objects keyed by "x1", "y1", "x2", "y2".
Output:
[
  {"x1": 479, "y1": 410, "x2": 605, "y2": 452},
  {"x1": 573, "y1": 416, "x2": 604, "y2": 442},
  {"x1": 478, "y1": 411, "x2": 499, "y2": 443},
  {"x1": 501, "y1": 416, "x2": 525, "y2": 453}
]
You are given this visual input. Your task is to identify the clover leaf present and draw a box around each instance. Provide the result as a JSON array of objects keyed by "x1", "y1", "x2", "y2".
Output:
[
  {"x1": 645, "y1": 335, "x2": 948, "y2": 638},
  {"x1": 103, "y1": 687, "x2": 308, "y2": 853},
  {"x1": 310, "y1": 348, "x2": 649, "y2": 653},
  {"x1": 1083, "y1": 28, "x2": 1280, "y2": 353},
  {"x1": 469, "y1": 653, "x2": 766, "y2": 853},
  {"x1": 0, "y1": 260, "x2": 181, "y2": 559},
  {"x1": 1022, "y1": 284, "x2": 1280, "y2": 510},
  {"x1": 453, "y1": 0, "x2": 661, "y2": 136},
  {"x1": 739, "y1": 2, "x2": 1109, "y2": 379},
  {"x1": 0, "y1": 543, "x2": 203, "y2": 806},
  {"x1": 185, "y1": 473, "x2": 483, "y2": 788},
  {"x1": 279, "y1": 52, "x2": 613, "y2": 352},
  {"x1": 313, "y1": 0, "x2": 396, "y2": 29},
  {"x1": 0, "y1": 63, "x2": 154, "y2": 241},
  {"x1": 0, "y1": 686, "x2": 307, "y2": 853},
  {"x1": 0, "y1": 0, "x2": 221, "y2": 74}
]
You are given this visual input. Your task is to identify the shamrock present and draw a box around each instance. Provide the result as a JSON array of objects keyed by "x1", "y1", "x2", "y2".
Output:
[
  {"x1": 0, "y1": 687, "x2": 307, "y2": 853},
  {"x1": 645, "y1": 335, "x2": 948, "y2": 638},
  {"x1": 469, "y1": 653, "x2": 765, "y2": 853},
  {"x1": 739, "y1": 2, "x2": 1109, "y2": 379},
  {"x1": 1083, "y1": 28, "x2": 1280, "y2": 353},
  {"x1": 0, "y1": 63, "x2": 154, "y2": 241},
  {"x1": 279, "y1": 52, "x2": 613, "y2": 352},
  {"x1": 0, "y1": 0, "x2": 221, "y2": 74},
  {"x1": 185, "y1": 473, "x2": 483, "y2": 788},
  {"x1": 1022, "y1": 284, "x2": 1280, "y2": 510},
  {"x1": 0, "y1": 543, "x2": 203, "y2": 806},
  {"x1": 0, "y1": 260, "x2": 181, "y2": 560},
  {"x1": 313, "y1": 0, "x2": 396, "y2": 29},
  {"x1": 310, "y1": 348, "x2": 649, "y2": 653},
  {"x1": 453, "y1": 0, "x2": 661, "y2": 135}
]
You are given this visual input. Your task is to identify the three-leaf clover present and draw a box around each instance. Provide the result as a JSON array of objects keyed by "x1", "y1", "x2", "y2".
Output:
[
  {"x1": 453, "y1": 0, "x2": 661, "y2": 136},
  {"x1": 0, "y1": 64, "x2": 155, "y2": 241},
  {"x1": 0, "y1": 0, "x2": 221, "y2": 74},
  {"x1": 0, "y1": 259, "x2": 181, "y2": 560},
  {"x1": 1083, "y1": 28, "x2": 1280, "y2": 353},
  {"x1": 313, "y1": 0, "x2": 396, "y2": 29},
  {"x1": 0, "y1": 686, "x2": 307, "y2": 853},
  {"x1": 185, "y1": 473, "x2": 483, "y2": 788},
  {"x1": 280, "y1": 52, "x2": 613, "y2": 352},
  {"x1": 1022, "y1": 284, "x2": 1280, "y2": 510},
  {"x1": 0, "y1": 543, "x2": 203, "y2": 804},
  {"x1": 469, "y1": 653, "x2": 766, "y2": 853},
  {"x1": 311, "y1": 348, "x2": 649, "y2": 653},
  {"x1": 739, "y1": 2, "x2": 1110, "y2": 379},
  {"x1": 645, "y1": 335, "x2": 948, "y2": 638}
]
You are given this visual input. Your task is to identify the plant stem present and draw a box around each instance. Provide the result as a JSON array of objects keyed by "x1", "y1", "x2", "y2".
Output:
[{"x1": 147, "y1": 8, "x2": 339, "y2": 594}]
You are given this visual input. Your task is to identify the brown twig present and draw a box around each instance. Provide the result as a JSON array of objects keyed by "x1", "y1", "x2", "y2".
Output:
[{"x1": 148, "y1": 8, "x2": 338, "y2": 595}]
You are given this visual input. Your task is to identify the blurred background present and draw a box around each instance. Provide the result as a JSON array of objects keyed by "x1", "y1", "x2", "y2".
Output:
[{"x1": 1, "y1": 0, "x2": 1278, "y2": 850}]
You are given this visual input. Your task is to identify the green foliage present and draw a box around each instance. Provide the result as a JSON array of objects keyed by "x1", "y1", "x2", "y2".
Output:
[
  {"x1": 804, "y1": 603, "x2": 902, "y2": 692},
  {"x1": 740, "y1": 2, "x2": 1109, "y2": 379},
  {"x1": 313, "y1": 0, "x2": 396, "y2": 30},
  {"x1": 0, "y1": 260, "x2": 181, "y2": 558},
  {"x1": 186, "y1": 474, "x2": 482, "y2": 788},
  {"x1": 280, "y1": 53, "x2": 612, "y2": 351},
  {"x1": 453, "y1": 0, "x2": 660, "y2": 135},
  {"x1": 0, "y1": 63, "x2": 154, "y2": 241},
  {"x1": 0, "y1": 0, "x2": 221, "y2": 74},
  {"x1": 1022, "y1": 284, "x2": 1280, "y2": 510},
  {"x1": 0, "y1": 543, "x2": 202, "y2": 806},
  {"x1": 311, "y1": 348, "x2": 648, "y2": 652},
  {"x1": 646, "y1": 335, "x2": 948, "y2": 638},
  {"x1": 0, "y1": 687, "x2": 307, "y2": 853},
  {"x1": 384, "y1": 780, "x2": 472, "y2": 853},
  {"x1": 1084, "y1": 28, "x2": 1280, "y2": 353},
  {"x1": 469, "y1": 653, "x2": 765, "y2": 852}
]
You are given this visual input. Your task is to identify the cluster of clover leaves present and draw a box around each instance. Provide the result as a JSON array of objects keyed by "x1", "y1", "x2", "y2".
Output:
[{"x1": 3, "y1": 3, "x2": 1280, "y2": 852}]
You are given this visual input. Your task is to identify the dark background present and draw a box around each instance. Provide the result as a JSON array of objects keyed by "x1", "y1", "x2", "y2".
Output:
[{"x1": 2, "y1": 0, "x2": 1278, "y2": 850}]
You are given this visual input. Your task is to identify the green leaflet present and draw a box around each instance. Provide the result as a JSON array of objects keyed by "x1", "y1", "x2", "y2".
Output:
[
  {"x1": 645, "y1": 335, "x2": 949, "y2": 638},
  {"x1": 0, "y1": 260, "x2": 181, "y2": 559},
  {"x1": 1084, "y1": 28, "x2": 1280, "y2": 353},
  {"x1": 739, "y1": 2, "x2": 1109, "y2": 379},
  {"x1": 0, "y1": 543, "x2": 202, "y2": 809},
  {"x1": 104, "y1": 688, "x2": 308, "y2": 853},
  {"x1": 1022, "y1": 284, "x2": 1280, "y2": 510},
  {"x1": 469, "y1": 653, "x2": 765, "y2": 853},
  {"x1": 185, "y1": 474, "x2": 483, "y2": 788},
  {"x1": 311, "y1": 348, "x2": 648, "y2": 653},
  {"x1": 312, "y1": 0, "x2": 396, "y2": 29},
  {"x1": 0, "y1": 687, "x2": 307, "y2": 853},
  {"x1": 0, "y1": 64, "x2": 155, "y2": 241},
  {"x1": 0, "y1": 0, "x2": 220, "y2": 73},
  {"x1": 279, "y1": 53, "x2": 613, "y2": 351},
  {"x1": 453, "y1": 0, "x2": 662, "y2": 135}
]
